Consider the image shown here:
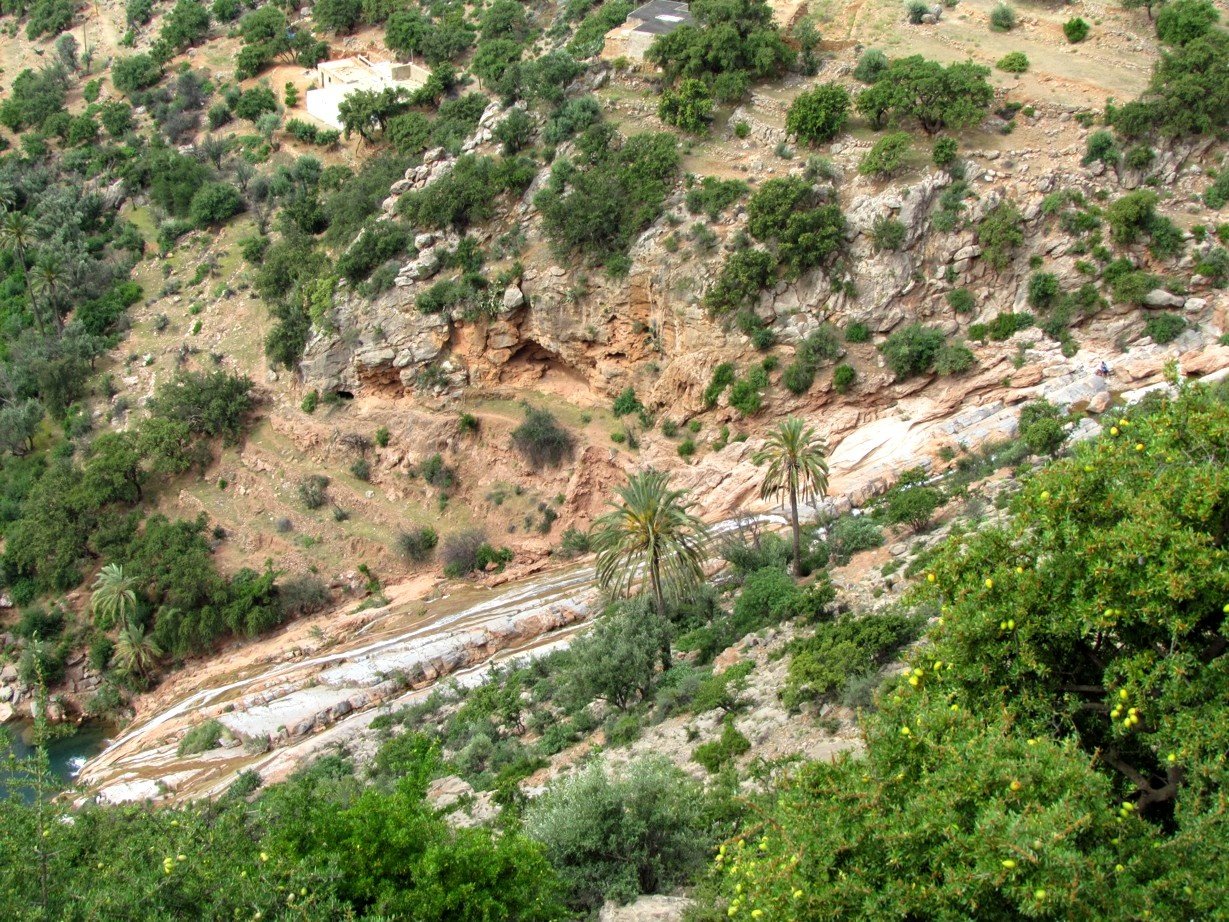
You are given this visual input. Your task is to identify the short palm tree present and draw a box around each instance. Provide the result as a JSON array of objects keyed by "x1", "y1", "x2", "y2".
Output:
[
  {"x1": 112, "y1": 621, "x2": 162, "y2": 679},
  {"x1": 753, "y1": 417, "x2": 830, "y2": 576},
  {"x1": 592, "y1": 469, "x2": 710, "y2": 617},
  {"x1": 29, "y1": 254, "x2": 65, "y2": 333},
  {"x1": 91, "y1": 563, "x2": 138, "y2": 631}
]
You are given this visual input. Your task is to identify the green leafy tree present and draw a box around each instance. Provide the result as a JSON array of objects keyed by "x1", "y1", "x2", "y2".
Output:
[
  {"x1": 593, "y1": 469, "x2": 710, "y2": 618},
  {"x1": 856, "y1": 56, "x2": 993, "y2": 134},
  {"x1": 753, "y1": 417, "x2": 829, "y2": 576},
  {"x1": 785, "y1": 83, "x2": 850, "y2": 146},
  {"x1": 1155, "y1": 0, "x2": 1218, "y2": 45},
  {"x1": 313, "y1": 0, "x2": 362, "y2": 33}
]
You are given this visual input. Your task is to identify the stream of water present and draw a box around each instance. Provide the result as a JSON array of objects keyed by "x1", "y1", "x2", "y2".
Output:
[{"x1": 1, "y1": 722, "x2": 110, "y2": 801}]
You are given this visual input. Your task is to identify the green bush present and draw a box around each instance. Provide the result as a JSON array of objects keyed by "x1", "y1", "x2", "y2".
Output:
[
  {"x1": 705, "y1": 248, "x2": 775, "y2": 314},
  {"x1": 786, "y1": 83, "x2": 851, "y2": 145},
  {"x1": 884, "y1": 481, "x2": 942, "y2": 530},
  {"x1": 879, "y1": 324, "x2": 945, "y2": 379},
  {"x1": 833, "y1": 363, "x2": 857, "y2": 394},
  {"x1": 855, "y1": 56, "x2": 993, "y2": 134},
  {"x1": 189, "y1": 182, "x2": 244, "y2": 227},
  {"x1": 1063, "y1": 16, "x2": 1090, "y2": 42},
  {"x1": 935, "y1": 341, "x2": 976, "y2": 375},
  {"x1": 728, "y1": 375, "x2": 764, "y2": 416},
  {"x1": 612, "y1": 387, "x2": 645, "y2": 417},
  {"x1": 658, "y1": 78, "x2": 713, "y2": 133},
  {"x1": 854, "y1": 48, "x2": 889, "y2": 83},
  {"x1": 989, "y1": 3, "x2": 1016, "y2": 31},
  {"x1": 932, "y1": 136, "x2": 958, "y2": 168},
  {"x1": 859, "y1": 131, "x2": 911, "y2": 178},
  {"x1": 976, "y1": 201, "x2": 1024, "y2": 270},
  {"x1": 996, "y1": 51, "x2": 1029, "y2": 73},
  {"x1": 1155, "y1": 0, "x2": 1219, "y2": 47},
  {"x1": 524, "y1": 756, "x2": 722, "y2": 912},
  {"x1": 693, "y1": 717, "x2": 751, "y2": 772},
  {"x1": 870, "y1": 215, "x2": 907, "y2": 251},
  {"x1": 783, "y1": 609, "x2": 921, "y2": 707},
  {"x1": 845, "y1": 322, "x2": 871, "y2": 343},
  {"x1": 1144, "y1": 312, "x2": 1187, "y2": 344},
  {"x1": 1027, "y1": 272, "x2": 1060, "y2": 310},
  {"x1": 178, "y1": 719, "x2": 224, "y2": 756},
  {"x1": 782, "y1": 361, "x2": 815, "y2": 395},
  {"x1": 826, "y1": 515, "x2": 884, "y2": 566},
  {"x1": 987, "y1": 311, "x2": 1034, "y2": 341},
  {"x1": 946, "y1": 288, "x2": 976, "y2": 313}
]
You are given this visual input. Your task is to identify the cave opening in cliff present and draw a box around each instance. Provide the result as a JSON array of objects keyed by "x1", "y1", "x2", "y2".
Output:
[{"x1": 499, "y1": 339, "x2": 593, "y2": 399}]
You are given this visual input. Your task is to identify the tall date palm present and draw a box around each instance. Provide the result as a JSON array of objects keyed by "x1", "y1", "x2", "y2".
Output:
[
  {"x1": 592, "y1": 469, "x2": 710, "y2": 618},
  {"x1": 754, "y1": 417, "x2": 829, "y2": 576}
]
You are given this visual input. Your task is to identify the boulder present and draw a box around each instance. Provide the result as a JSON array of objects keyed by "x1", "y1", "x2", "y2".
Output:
[{"x1": 1143, "y1": 289, "x2": 1185, "y2": 309}]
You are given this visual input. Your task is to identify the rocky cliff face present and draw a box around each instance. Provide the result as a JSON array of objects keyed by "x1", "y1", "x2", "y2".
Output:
[{"x1": 299, "y1": 93, "x2": 1227, "y2": 423}]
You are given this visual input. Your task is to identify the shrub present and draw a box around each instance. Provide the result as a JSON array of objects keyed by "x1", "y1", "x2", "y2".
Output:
[
  {"x1": 1144, "y1": 312, "x2": 1187, "y2": 344},
  {"x1": 278, "y1": 574, "x2": 330, "y2": 617},
  {"x1": 728, "y1": 375, "x2": 764, "y2": 416},
  {"x1": 932, "y1": 136, "x2": 958, "y2": 168},
  {"x1": 906, "y1": 0, "x2": 930, "y2": 24},
  {"x1": 870, "y1": 216, "x2": 907, "y2": 251},
  {"x1": 557, "y1": 527, "x2": 591, "y2": 558},
  {"x1": 935, "y1": 342, "x2": 976, "y2": 375},
  {"x1": 845, "y1": 322, "x2": 871, "y2": 343},
  {"x1": 884, "y1": 483, "x2": 942, "y2": 530},
  {"x1": 189, "y1": 182, "x2": 244, "y2": 228},
  {"x1": 855, "y1": 56, "x2": 994, "y2": 134},
  {"x1": 783, "y1": 609, "x2": 921, "y2": 706},
  {"x1": 1027, "y1": 272, "x2": 1060, "y2": 310},
  {"x1": 826, "y1": 515, "x2": 885, "y2": 566},
  {"x1": 833, "y1": 363, "x2": 857, "y2": 394},
  {"x1": 441, "y1": 530, "x2": 512, "y2": 577},
  {"x1": 706, "y1": 248, "x2": 775, "y2": 314},
  {"x1": 859, "y1": 132, "x2": 911, "y2": 178},
  {"x1": 658, "y1": 78, "x2": 713, "y2": 133},
  {"x1": 1106, "y1": 190, "x2": 1159, "y2": 246},
  {"x1": 298, "y1": 474, "x2": 330, "y2": 509},
  {"x1": 976, "y1": 201, "x2": 1024, "y2": 270},
  {"x1": 512, "y1": 407, "x2": 575, "y2": 469},
  {"x1": 565, "y1": 599, "x2": 671, "y2": 711},
  {"x1": 880, "y1": 324, "x2": 945, "y2": 379},
  {"x1": 1084, "y1": 130, "x2": 1120, "y2": 167},
  {"x1": 418, "y1": 453, "x2": 455, "y2": 489},
  {"x1": 1155, "y1": 0, "x2": 1219, "y2": 47},
  {"x1": 178, "y1": 719, "x2": 224, "y2": 756},
  {"x1": 112, "y1": 54, "x2": 163, "y2": 95},
  {"x1": 989, "y1": 3, "x2": 1015, "y2": 31},
  {"x1": 1019, "y1": 400, "x2": 1067, "y2": 455},
  {"x1": 612, "y1": 387, "x2": 644, "y2": 418},
  {"x1": 524, "y1": 756, "x2": 720, "y2": 912},
  {"x1": 733, "y1": 566, "x2": 833, "y2": 633},
  {"x1": 987, "y1": 311, "x2": 1034, "y2": 340},
  {"x1": 693, "y1": 717, "x2": 751, "y2": 772},
  {"x1": 996, "y1": 52, "x2": 1028, "y2": 73},
  {"x1": 854, "y1": 49, "x2": 889, "y2": 83},
  {"x1": 946, "y1": 288, "x2": 975, "y2": 313},
  {"x1": 703, "y1": 362, "x2": 737, "y2": 407},
  {"x1": 782, "y1": 361, "x2": 815, "y2": 395},
  {"x1": 786, "y1": 83, "x2": 851, "y2": 146},
  {"x1": 396, "y1": 527, "x2": 439, "y2": 563},
  {"x1": 1063, "y1": 16, "x2": 1089, "y2": 43}
]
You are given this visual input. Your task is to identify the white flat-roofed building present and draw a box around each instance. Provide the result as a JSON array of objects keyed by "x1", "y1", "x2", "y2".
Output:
[{"x1": 305, "y1": 55, "x2": 430, "y2": 130}]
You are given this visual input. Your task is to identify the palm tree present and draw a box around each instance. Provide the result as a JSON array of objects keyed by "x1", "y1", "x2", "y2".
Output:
[
  {"x1": 592, "y1": 469, "x2": 710, "y2": 618},
  {"x1": 112, "y1": 621, "x2": 162, "y2": 678},
  {"x1": 29, "y1": 253, "x2": 65, "y2": 333},
  {"x1": 91, "y1": 563, "x2": 138, "y2": 631},
  {"x1": 0, "y1": 210, "x2": 36, "y2": 332},
  {"x1": 753, "y1": 417, "x2": 830, "y2": 577}
]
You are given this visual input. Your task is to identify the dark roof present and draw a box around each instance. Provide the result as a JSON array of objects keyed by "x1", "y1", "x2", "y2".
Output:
[{"x1": 628, "y1": 0, "x2": 694, "y2": 34}]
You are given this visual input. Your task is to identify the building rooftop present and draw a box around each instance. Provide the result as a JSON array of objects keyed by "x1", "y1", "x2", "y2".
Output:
[{"x1": 628, "y1": 0, "x2": 694, "y2": 35}]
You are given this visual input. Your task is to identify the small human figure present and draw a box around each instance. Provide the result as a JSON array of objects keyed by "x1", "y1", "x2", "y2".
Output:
[{"x1": 1095, "y1": 361, "x2": 1110, "y2": 377}]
